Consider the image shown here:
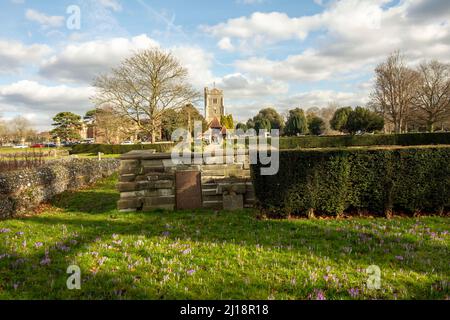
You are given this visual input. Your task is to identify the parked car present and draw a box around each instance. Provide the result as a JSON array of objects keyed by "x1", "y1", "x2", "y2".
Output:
[
  {"x1": 80, "y1": 139, "x2": 95, "y2": 145},
  {"x1": 1, "y1": 143, "x2": 13, "y2": 147},
  {"x1": 44, "y1": 143, "x2": 57, "y2": 148},
  {"x1": 31, "y1": 144, "x2": 45, "y2": 148},
  {"x1": 13, "y1": 145, "x2": 29, "y2": 149},
  {"x1": 121, "y1": 141, "x2": 134, "y2": 145}
]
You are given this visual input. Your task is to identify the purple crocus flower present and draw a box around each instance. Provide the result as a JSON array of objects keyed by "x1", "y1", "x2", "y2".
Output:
[
  {"x1": 187, "y1": 269, "x2": 196, "y2": 275},
  {"x1": 348, "y1": 288, "x2": 360, "y2": 298},
  {"x1": 316, "y1": 290, "x2": 326, "y2": 300},
  {"x1": 40, "y1": 257, "x2": 51, "y2": 266}
]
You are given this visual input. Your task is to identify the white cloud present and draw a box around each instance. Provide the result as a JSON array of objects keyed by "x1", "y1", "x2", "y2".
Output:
[
  {"x1": 218, "y1": 37, "x2": 234, "y2": 51},
  {"x1": 276, "y1": 90, "x2": 368, "y2": 110},
  {"x1": 0, "y1": 81, "x2": 94, "y2": 130},
  {"x1": 39, "y1": 34, "x2": 216, "y2": 91},
  {"x1": 202, "y1": 11, "x2": 320, "y2": 51},
  {"x1": 0, "y1": 39, "x2": 51, "y2": 74},
  {"x1": 205, "y1": 0, "x2": 450, "y2": 82},
  {"x1": 236, "y1": 0, "x2": 265, "y2": 4},
  {"x1": 98, "y1": 0, "x2": 122, "y2": 12},
  {"x1": 216, "y1": 73, "x2": 288, "y2": 100},
  {"x1": 0, "y1": 81, "x2": 94, "y2": 111},
  {"x1": 25, "y1": 9, "x2": 65, "y2": 28},
  {"x1": 39, "y1": 34, "x2": 160, "y2": 83},
  {"x1": 170, "y1": 46, "x2": 215, "y2": 89}
]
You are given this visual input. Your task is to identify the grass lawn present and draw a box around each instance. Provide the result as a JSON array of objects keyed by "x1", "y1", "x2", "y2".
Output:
[{"x1": 0, "y1": 174, "x2": 448, "y2": 300}]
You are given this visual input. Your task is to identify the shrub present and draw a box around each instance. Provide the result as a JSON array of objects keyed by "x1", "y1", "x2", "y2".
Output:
[
  {"x1": 70, "y1": 143, "x2": 174, "y2": 155},
  {"x1": 279, "y1": 132, "x2": 450, "y2": 149},
  {"x1": 251, "y1": 146, "x2": 450, "y2": 218}
]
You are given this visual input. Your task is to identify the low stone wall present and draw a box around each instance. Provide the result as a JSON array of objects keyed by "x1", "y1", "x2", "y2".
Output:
[
  {"x1": 0, "y1": 159, "x2": 119, "y2": 219},
  {"x1": 117, "y1": 151, "x2": 255, "y2": 212}
]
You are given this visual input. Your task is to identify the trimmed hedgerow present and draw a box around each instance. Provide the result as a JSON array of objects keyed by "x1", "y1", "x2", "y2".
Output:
[
  {"x1": 70, "y1": 143, "x2": 174, "y2": 155},
  {"x1": 251, "y1": 146, "x2": 450, "y2": 218},
  {"x1": 279, "y1": 132, "x2": 450, "y2": 149}
]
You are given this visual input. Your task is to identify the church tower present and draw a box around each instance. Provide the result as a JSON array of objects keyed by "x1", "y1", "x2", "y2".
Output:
[{"x1": 204, "y1": 86, "x2": 224, "y2": 123}]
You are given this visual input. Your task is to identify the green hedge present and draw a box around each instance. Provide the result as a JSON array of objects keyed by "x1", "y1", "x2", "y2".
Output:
[
  {"x1": 70, "y1": 143, "x2": 174, "y2": 155},
  {"x1": 279, "y1": 132, "x2": 450, "y2": 149},
  {"x1": 251, "y1": 146, "x2": 450, "y2": 218}
]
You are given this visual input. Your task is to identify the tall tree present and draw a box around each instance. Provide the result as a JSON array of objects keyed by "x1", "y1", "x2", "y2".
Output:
[
  {"x1": 161, "y1": 104, "x2": 207, "y2": 140},
  {"x1": 344, "y1": 107, "x2": 384, "y2": 134},
  {"x1": 11, "y1": 116, "x2": 34, "y2": 141},
  {"x1": 93, "y1": 49, "x2": 200, "y2": 143},
  {"x1": 370, "y1": 51, "x2": 420, "y2": 133},
  {"x1": 220, "y1": 114, "x2": 234, "y2": 130},
  {"x1": 0, "y1": 115, "x2": 8, "y2": 145},
  {"x1": 51, "y1": 112, "x2": 82, "y2": 141},
  {"x1": 251, "y1": 107, "x2": 285, "y2": 133},
  {"x1": 246, "y1": 119, "x2": 255, "y2": 130},
  {"x1": 308, "y1": 116, "x2": 326, "y2": 136},
  {"x1": 94, "y1": 105, "x2": 136, "y2": 144},
  {"x1": 412, "y1": 60, "x2": 450, "y2": 132},
  {"x1": 235, "y1": 122, "x2": 248, "y2": 132},
  {"x1": 255, "y1": 118, "x2": 271, "y2": 133},
  {"x1": 330, "y1": 107, "x2": 353, "y2": 132},
  {"x1": 285, "y1": 108, "x2": 308, "y2": 136}
]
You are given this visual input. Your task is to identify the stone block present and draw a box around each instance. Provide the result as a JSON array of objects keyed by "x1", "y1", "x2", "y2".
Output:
[
  {"x1": 217, "y1": 183, "x2": 247, "y2": 195},
  {"x1": 117, "y1": 182, "x2": 137, "y2": 192},
  {"x1": 162, "y1": 159, "x2": 177, "y2": 168},
  {"x1": 202, "y1": 201, "x2": 223, "y2": 210},
  {"x1": 155, "y1": 180, "x2": 174, "y2": 189},
  {"x1": 142, "y1": 160, "x2": 164, "y2": 167},
  {"x1": 119, "y1": 174, "x2": 136, "y2": 182},
  {"x1": 144, "y1": 173, "x2": 175, "y2": 181},
  {"x1": 117, "y1": 198, "x2": 142, "y2": 210},
  {"x1": 203, "y1": 194, "x2": 223, "y2": 202},
  {"x1": 136, "y1": 181, "x2": 156, "y2": 190},
  {"x1": 223, "y1": 194, "x2": 244, "y2": 211},
  {"x1": 143, "y1": 166, "x2": 165, "y2": 174},
  {"x1": 144, "y1": 196, "x2": 175, "y2": 206},
  {"x1": 120, "y1": 191, "x2": 145, "y2": 199},
  {"x1": 201, "y1": 169, "x2": 226, "y2": 177},
  {"x1": 202, "y1": 188, "x2": 218, "y2": 196},
  {"x1": 158, "y1": 188, "x2": 174, "y2": 197},
  {"x1": 119, "y1": 160, "x2": 140, "y2": 174}
]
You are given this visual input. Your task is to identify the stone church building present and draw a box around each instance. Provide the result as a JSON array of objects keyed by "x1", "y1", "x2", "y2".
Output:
[{"x1": 204, "y1": 86, "x2": 225, "y2": 123}]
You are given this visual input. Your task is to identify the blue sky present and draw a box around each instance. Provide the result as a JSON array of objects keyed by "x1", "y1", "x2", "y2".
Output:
[{"x1": 0, "y1": 0, "x2": 449, "y2": 130}]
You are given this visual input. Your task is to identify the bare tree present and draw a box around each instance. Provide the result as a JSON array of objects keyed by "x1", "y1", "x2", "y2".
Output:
[
  {"x1": 11, "y1": 116, "x2": 33, "y2": 141},
  {"x1": 0, "y1": 115, "x2": 8, "y2": 145},
  {"x1": 412, "y1": 60, "x2": 450, "y2": 132},
  {"x1": 92, "y1": 49, "x2": 200, "y2": 143},
  {"x1": 370, "y1": 51, "x2": 420, "y2": 133}
]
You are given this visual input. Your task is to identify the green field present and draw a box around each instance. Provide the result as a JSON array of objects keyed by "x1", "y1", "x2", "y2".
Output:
[{"x1": 0, "y1": 174, "x2": 448, "y2": 300}]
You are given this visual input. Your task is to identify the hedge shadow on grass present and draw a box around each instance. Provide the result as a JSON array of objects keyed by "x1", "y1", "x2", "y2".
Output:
[{"x1": 0, "y1": 211, "x2": 448, "y2": 299}]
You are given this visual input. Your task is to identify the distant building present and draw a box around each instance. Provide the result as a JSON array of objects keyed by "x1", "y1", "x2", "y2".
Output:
[
  {"x1": 80, "y1": 116, "x2": 96, "y2": 141},
  {"x1": 204, "y1": 86, "x2": 224, "y2": 123}
]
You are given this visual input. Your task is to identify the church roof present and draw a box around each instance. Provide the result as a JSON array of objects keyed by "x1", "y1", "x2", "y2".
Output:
[{"x1": 209, "y1": 117, "x2": 222, "y2": 129}]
